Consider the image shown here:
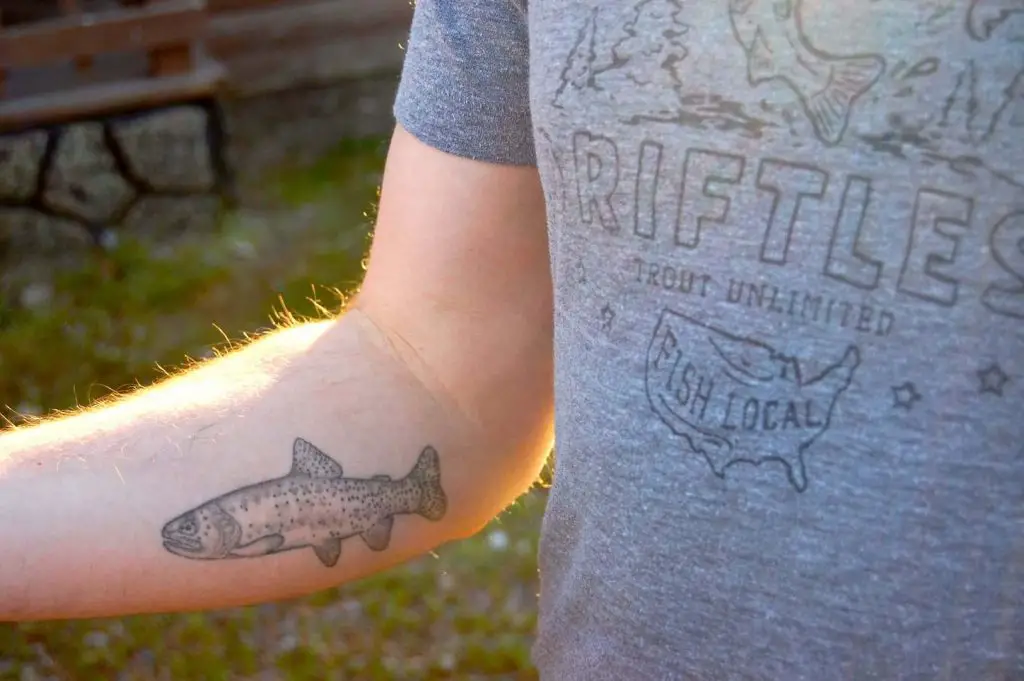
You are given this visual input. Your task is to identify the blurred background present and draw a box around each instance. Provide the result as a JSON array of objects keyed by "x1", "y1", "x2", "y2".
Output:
[{"x1": 0, "y1": 1, "x2": 550, "y2": 678}]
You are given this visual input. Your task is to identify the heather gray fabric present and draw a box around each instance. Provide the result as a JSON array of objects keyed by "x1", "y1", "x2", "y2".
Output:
[
  {"x1": 394, "y1": 0, "x2": 534, "y2": 165},
  {"x1": 394, "y1": 1, "x2": 1024, "y2": 679}
]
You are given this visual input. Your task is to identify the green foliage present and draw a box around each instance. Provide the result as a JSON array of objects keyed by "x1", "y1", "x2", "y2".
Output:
[
  {"x1": 0, "y1": 136, "x2": 385, "y2": 419},
  {"x1": 0, "y1": 135, "x2": 547, "y2": 679}
]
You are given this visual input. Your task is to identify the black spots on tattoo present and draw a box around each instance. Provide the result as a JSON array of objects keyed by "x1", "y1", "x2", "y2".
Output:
[{"x1": 161, "y1": 439, "x2": 447, "y2": 568}]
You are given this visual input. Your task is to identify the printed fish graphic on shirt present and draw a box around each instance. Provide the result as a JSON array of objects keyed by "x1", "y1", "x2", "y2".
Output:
[
  {"x1": 161, "y1": 438, "x2": 447, "y2": 567},
  {"x1": 967, "y1": 0, "x2": 1024, "y2": 40},
  {"x1": 728, "y1": 0, "x2": 885, "y2": 145}
]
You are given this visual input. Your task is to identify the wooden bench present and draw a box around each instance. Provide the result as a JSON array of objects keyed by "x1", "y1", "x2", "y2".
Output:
[
  {"x1": 0, "y1": 0, "x2": 225, "y2": 130},
  {"x1": 205, "y1": 0, "x2": 412, "y2": 97}
]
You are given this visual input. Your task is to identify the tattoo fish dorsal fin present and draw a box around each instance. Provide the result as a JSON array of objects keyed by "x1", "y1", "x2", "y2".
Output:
[
  {"x1": 290, "y1": 438, "x2": 344, "y2": 478},
  {"x1": 361, "y1": 516, "x2": 394, "y2": 551},
  {"x1": 230, "y1": 534, "x2": 285, "y2": 558},
  {"x1": 313, "y1": 538, "x2": 342, "y2": 567}
]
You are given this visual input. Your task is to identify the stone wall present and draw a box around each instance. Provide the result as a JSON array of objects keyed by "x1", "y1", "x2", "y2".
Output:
[
  {"x1": 0, "y1": 100, "x2": 229, "y2": 307},
  {"x1": 223, "y1": 75, "x2": 399, "y2": 205},
  {"x1": 0, "y1": 74, "x2": 400, "y2": 309}
]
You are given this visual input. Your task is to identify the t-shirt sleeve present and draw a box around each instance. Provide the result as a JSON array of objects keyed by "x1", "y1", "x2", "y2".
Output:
[{"x1": 393, "y1": 0, "x2": 535, "y2": 166}]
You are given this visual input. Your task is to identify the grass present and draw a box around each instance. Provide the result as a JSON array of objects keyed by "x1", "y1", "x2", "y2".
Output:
[
  {"x1": 0, "y1": 135, "x2": 550, "y2": 680},
  {"x1": 0, "y1": 137, "x2": 382, "y2": 418}
]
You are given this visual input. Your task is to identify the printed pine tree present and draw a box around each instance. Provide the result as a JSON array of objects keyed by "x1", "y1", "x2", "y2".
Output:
[
  {"x1": 567, "y1": 13, "x2": 598, "y2": 88},
  {"x1": 612, "y1": 0, "x2": 690, "y2": 90},
  {"x1": 552, "y1": 0, "x2": 695, "y2": 119},
  {"x1": 1000, "y1": 69, "x2": 1024, "y2": 131},
  {"x1": 940, "y1": 61, "x2": 1024, "y2": 144},
  {"x1": 553, "y1": 10, "x2": 599, "y2": 107}
]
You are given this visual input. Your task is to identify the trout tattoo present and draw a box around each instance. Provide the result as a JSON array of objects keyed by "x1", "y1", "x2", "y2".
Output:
[{"x1": 161, "y1": 438, "x2": 447, "y2": 567}]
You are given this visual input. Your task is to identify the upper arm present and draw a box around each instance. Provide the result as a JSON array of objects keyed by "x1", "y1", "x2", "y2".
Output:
[
  {"x1": 353, "y1": 0, "x2": 552, "y2": 441},
  {"x1": 359, "y1": 125, "x2": 550, "y2": 333},
  {"x1": 355, "y1": 127, "x2": 552, "y2": 436}
]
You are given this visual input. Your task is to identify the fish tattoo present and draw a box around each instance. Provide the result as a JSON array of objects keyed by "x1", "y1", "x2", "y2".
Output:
[
  {"x1": 728, "y1": 0, "x2": 884, "y2": 145},
  {"x1": 161, "y1": 438, "x2": 447, "y2": 567}
]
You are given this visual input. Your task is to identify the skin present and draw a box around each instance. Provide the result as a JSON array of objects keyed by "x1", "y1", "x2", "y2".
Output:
[{"x1": 0, "y1": 125, "x2": 554, "y2": 621}]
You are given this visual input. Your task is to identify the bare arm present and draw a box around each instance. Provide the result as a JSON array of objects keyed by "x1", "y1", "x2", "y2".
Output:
[{"x1": 0, "y1": 126, "x2": 554, "y2": 621}]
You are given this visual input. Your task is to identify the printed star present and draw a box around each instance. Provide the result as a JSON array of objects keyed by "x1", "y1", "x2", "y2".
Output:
[
  {"x1": 600, "y1": 303, "x2": 615, "y2": 332},
  {"x1": 892, "y1": 382, "x2": 921, "y2": 411},
  {"x1": 977, "y1": 363, "x2": 1010, "y2": 396}
]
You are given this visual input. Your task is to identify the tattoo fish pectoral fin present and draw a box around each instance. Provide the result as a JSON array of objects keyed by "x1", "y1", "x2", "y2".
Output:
[
  {"x1": 230, "y1": 534, "x2": 285, "y2": 558},
  {"x1": 361, "y1": 516, "x2": 394, "y2": 551},
  {"x1": 313, "y1": 538, "x2": 342, "y2": 567}
]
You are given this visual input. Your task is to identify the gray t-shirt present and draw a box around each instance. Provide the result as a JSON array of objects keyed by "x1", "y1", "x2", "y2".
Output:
[{"x1": 394, "y1": 1, "x2": 1024, "y2": 678}]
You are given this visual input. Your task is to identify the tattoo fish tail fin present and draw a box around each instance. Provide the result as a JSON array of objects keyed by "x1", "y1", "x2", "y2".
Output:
[
  {"x1": 407, "y1": 445, "x2": 447, "y2": 521},
  {"x1": 805, "y1": 55, "x2": 884, "y2": 145}
]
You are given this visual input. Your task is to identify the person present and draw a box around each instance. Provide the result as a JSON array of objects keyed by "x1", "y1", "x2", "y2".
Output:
[{"x1": 2, "y1": 0, "x2": 1022, "y2": 677}]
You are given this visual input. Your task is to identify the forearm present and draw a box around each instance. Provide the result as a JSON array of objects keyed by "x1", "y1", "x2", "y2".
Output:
[{"x1": 0, "y1": 308, "x2": 553, "y2": 621}]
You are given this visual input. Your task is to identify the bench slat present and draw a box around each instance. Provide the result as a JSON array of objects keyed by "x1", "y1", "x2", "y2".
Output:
[
  {"x1": 206, "y1": 0, "x2": 284, "y2": 13},
  {"x1": 0, "y1": 58, "x2": 225, "y2": 130},
  {"x1": 0, "y1": 0, "x2": 207, "y2": 69}
]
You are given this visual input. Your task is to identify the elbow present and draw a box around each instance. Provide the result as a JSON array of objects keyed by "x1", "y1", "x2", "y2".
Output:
[{"x1": 447, "y1": 421, "x2": 554, "y2": 545}]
